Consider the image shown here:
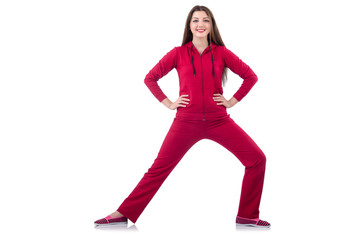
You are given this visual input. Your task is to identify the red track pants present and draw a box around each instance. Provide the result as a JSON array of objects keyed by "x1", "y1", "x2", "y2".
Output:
[{"x1": 117, "y1": 114, "x2": 266, "y2": 223}]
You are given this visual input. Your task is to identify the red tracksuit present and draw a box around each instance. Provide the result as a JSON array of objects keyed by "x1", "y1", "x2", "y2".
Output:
[{"x1": 117, "y1": 41, "x2": 266, "y2": 223}]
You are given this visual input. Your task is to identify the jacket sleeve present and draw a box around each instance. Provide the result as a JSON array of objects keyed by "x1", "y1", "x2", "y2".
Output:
[
  {"x1": 223, "y1": 46, "x2": 258, "y2": 102},
  {"x1": 144, "y1": 47, "x2": 177, "y2": 102}
]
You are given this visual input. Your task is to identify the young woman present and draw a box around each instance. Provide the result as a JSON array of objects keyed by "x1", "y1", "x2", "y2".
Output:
[{"x1": 94, "y1": 5, "x2": 270, "y2": 228}]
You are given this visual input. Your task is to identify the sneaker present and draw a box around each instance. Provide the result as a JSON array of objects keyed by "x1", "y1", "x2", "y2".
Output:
[
  {"x1": 236, "y1": 216, "x2": 270, "y2": 228},
  {"x1": 94, "y1": 215, "x2": 128, "y2": 226}
]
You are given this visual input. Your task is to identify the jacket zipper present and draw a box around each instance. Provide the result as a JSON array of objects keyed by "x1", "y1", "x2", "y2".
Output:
[{"x1": 200, "y1": 54, "x2": 205, "y2": 121}]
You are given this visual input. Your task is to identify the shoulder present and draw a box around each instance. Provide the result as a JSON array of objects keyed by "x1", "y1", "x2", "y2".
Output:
[
  {"x1": 217, "y1": 45, "x2": 230, "y2": 54},
  {"x1": 213, "y1": 44, "x2": 227, "y2": 61},
  {"x1": 219, "y1": 45, "x2": 240, "y2": 60},
  {"x1": 161, "y1": 46, "x2": 178, "y2": 58},
  {"x1": 173, "y1": 42, "x2": 190, "y2": 56}
]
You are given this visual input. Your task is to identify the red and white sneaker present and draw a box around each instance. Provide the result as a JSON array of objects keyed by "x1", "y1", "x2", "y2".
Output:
[
  {"x1": 236, "y1": 216, "x2": 271, "y2": 228},
  {"x1": 94, "y1": 215, "x2": 128, "y2": 226}
]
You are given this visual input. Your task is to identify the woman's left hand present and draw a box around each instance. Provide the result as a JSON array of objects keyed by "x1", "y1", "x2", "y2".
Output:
[{"x1": 213, "y1": 94, "x2": 233, "y2": 108}]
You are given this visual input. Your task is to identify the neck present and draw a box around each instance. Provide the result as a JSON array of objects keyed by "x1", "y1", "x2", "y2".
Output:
[{"x1": 192, "y1": 37, "x2": 209, "y2": 48}]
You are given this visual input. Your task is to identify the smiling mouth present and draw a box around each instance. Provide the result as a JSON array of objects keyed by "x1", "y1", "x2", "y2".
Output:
[{"x1": 197, "y1": 29, "x2": 205, "y2": 32}]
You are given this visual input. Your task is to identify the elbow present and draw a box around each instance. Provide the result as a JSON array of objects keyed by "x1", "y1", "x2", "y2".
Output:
[
  {"x1": 254, "y1": 73, "x2": 258, "y2": 82},
  {"x1": 144, "y1": 71, "x2": 158, "y2": 86},
  {"x1": 144, "y1": 76, "x2": 151, "y2": 87},
  {"x1": 252, "y1": 74, "x2": 258, "y2": 85}
]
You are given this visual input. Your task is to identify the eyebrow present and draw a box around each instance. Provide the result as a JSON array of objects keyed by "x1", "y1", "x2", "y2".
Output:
[{"x1": 192, "y1": 17, "x2": 210, "y2": 19}]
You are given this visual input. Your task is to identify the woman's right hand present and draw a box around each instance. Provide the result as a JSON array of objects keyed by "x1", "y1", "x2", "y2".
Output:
[{"x1": 168, "y1": 94, "x2": 190, "y2": 110}]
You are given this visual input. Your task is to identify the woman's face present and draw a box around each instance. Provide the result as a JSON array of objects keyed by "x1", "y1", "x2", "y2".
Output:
[{"x1": 189, "y1": 11, "x2": 211, "y2": 40}]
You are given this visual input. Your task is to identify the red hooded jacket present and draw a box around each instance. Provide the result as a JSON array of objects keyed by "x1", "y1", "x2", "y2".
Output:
[{"x1": 144, "y1": 41, "x2": 258, "y2": 121}]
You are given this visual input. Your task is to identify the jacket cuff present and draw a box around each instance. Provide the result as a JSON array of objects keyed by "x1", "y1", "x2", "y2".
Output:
[
  {"x1": 233, "y1": 92, "x2": 244, "y2": 102},
  {"x1": 156, "y1": 93, "x2": 168, "y2": 102}
]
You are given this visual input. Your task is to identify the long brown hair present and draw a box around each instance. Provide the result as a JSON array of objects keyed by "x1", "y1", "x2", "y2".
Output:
[{"x1": 182, "y1": 5, "x2": 228, "y2": 86}]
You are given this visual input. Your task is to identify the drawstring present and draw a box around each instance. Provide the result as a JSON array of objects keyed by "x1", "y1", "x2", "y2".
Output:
[
  {"x1": 190, "y1": 43, "x2": 215, "y2": 77},
  {"x1": 209, "y1": 45, "x2": 215, "y2": 77},
  {"x1": 191, "y1": 45, "x2": 196, "y2": 76}
]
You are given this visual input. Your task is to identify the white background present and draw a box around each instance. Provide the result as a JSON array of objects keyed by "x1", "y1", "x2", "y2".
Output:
[{"x1": 1, "y1": 0, "x2": 361, "y2": 239}]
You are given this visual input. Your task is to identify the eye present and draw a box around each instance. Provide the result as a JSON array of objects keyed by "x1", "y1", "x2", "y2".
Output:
[
  {"x1": 204, "y1": 20, "x2": 209, "y2": 22},
  {"x1": 193, "y1": 20, "x2": 198, "y2": 22}
]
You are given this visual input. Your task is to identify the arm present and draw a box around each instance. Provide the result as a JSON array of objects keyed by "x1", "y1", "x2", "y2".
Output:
[
  {"x1": 144, "y1": 47, "x2": 177, "y2": 102},
  {"x1": 228, "y1": 96, "x2": 239, "y2": 107},
  {"x1": 223, "y1": 46, "x2": 258, "y2": 102},
  {"x1": 162, "y1": 95, "x2": 190, "y2": 110},
  {"x1": 161, "y1": 97, "x2": 172, "y2": 108},
  {"x1": 213, "y1": 94, "x2": 239, "y2": 108}
]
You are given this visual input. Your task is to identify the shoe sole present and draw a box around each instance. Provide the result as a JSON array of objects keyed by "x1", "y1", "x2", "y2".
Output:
[
  {"x1": 94, "y1": 222, "x2": 128, "y2": 226},
  {"x1": 236, "y1": 223, "x2": 270, "y2": 228}
]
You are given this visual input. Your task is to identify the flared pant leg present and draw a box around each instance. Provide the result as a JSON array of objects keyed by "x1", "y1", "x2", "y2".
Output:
[
  {"x1": 205, "y1": 116, "x2": 266, "y2": 219},
  {"x1": 117, "y1": 118, "x2": 203, "y2": 223}
]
